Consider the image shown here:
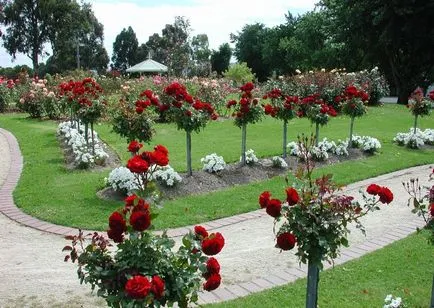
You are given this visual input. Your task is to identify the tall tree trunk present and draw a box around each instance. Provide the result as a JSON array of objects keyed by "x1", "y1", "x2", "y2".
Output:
[
  {"x1": 186, "y1": 130, "x2": 192, "y2": 176},
  {"x1": 282, "y1": 119, "x2": 288, "y2": 158},
  {"x1": 306, "y1": 261, "x2": 320, "y2": 308},
  {"x1": 241, "y1": 124, "x2": 247, "y2": 166}
]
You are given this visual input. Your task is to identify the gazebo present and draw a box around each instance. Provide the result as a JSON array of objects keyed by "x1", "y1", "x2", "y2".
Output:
[{"x1": 125, "y1": 58, "x2": 168, "y2": 74}]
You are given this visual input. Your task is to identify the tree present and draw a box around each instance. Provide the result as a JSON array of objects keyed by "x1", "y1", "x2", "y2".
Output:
[
  {"x1": 1, "y1": 0, "x2": 80, "y2": 72},
  {"x1": 112, "y1": 26, "x2": 139, "y2": 72},
  {"x1": 46, "y1": 2, "x2": 109, "y2": 74},
  {"x1": 321, "y1": 0, "x2": 434, "y2": 104},
  {"x1": 210, "y1": 43, "x2": 232, "y2": 75},
  {"x1": 231, "y1": 23, "x2": 269, "y2": 81},
  {"x1": 190, "y1": 34, "x2": 211, "y2": 76}
]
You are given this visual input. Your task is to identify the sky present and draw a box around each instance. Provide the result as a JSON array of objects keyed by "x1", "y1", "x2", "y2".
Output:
[{"x1": 0, "y1": 0, "x2": 317, "y2": 68}]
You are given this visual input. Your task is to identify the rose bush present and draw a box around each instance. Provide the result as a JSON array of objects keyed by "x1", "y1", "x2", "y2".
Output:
[
  {"x1": 258, "y1": 136, "x2": 393, "y2": 307},
  {"x1": 64, "y1": 145, "x2": 225, "y2": 308}
]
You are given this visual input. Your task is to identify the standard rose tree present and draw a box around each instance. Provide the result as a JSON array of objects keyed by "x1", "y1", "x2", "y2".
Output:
[
  {"x1": 160, "y1": 82, "x2": 218, "y2": 176},
  {"x1": 262, "y1": 89, "x2": 298, "y2": 158},
  {"x1": 258, "y1": 137, "x2": 393, "y2": 308},
  {"x1": 227, "y1": 82, "x2": 263, "y2": 165},
  {"x1": 338, "y1": 85, "x2": 369, "y2": 147},
  {"x1": 64, "y1": 145, "x2": 225, "y2": 308}
]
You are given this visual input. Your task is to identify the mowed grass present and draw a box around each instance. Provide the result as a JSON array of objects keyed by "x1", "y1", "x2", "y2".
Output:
[
  {"x1": 0, "y1": 104, "x2": 433, "y2": 230},
  {"x1": 207, "y1": 231, "x2": 433, "y2": 308}
]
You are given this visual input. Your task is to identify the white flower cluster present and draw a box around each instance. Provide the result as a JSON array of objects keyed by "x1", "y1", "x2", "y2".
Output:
[
  {"x1": 352, "y1": 135, "x2": 381, "y2": 153},
  {"x1": 272, "y1": 156, "x2": 288, "y2": 168},
  {"x1": 242, "y1": 149, "x2": 259, "y2": 165},
  {"x1": 201, "y1": 153, "x2": 226, "y2": 173},
  {"x1": 105, "y1": 167, "x2": 141, "y2": 194},
  {"x1": 310, "y1": 145, "x2": 329, "y2": 161},
  {"x1": 57, "y1": 121, "x2": 109, "y2": 168},
  {"x1": 393, "y1": 128, "x2": 434, "y2": 149},
  {"x1": 153, "y1": 165, "x2": 182, "y2": 187},
  {"x1": 383, "y1": 294, "x2": 403, "y2": 308}
]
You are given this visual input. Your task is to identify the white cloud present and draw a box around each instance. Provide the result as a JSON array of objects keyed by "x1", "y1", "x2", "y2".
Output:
[{"x1": 0, "y1": 0, "x2": 316, "y2": 68}]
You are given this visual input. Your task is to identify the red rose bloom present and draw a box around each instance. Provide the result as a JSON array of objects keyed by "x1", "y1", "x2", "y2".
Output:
[
  {"x1": 430, "y1": 203, "x2": 434, "y2": 216},
  {"x1": 202, "y1": 232, "x2": 225, "y2": 256},
  {"x1": 203, "y1": 273, "x2": 221, "y2": 291},
  {"x1": 127, "y1": 155, "x2": 149, "y2": 173},
  {"x1": 285, "y1": 187, "x2": 300, "y2": 206},
  {"x1": 150, "y1": 150, "x2": 169, "y2": 166},
  {"x1": 378, "y1": 186, "x2": 394, "y2": 204},
  {"x1": 128, "y1": 140, "x2": 142, "y2": 153},
  {"x1": 259, "y1": 191, "x2": 271, "y2": 208},
  {"x1": 194, "y1": 225, "x2": 208, "y2": 238},
  {"x1": 151, "y1": 275, "x2": 165, "y2": 299},
  {"x1": 276, "y1": 232, "x2": 297, "y2": 250},
  {"x1": 124, "y1": 194, "x2": 137, "y2": 207},
  {"x1": 366, "y1": 184, "x2": 381, "y2": 195},
  {"x1": 107, "y1": 228, "x2": 124, "y2": 243},
  {"x1": 125, "y1": 275, "x2": 151, "y2": 299},
  {"x1": 266, "y1": 198, "x2": 282, "y2": 218},
  {"x1": 154, "y1": 144, "x2": 168, "y2": 155},
  {"x1": 206, "y1": 257, "x2": 220, "y2": 275},
  {"x1": 130, "y1": 210, "x2": 151, "y2": 231},
  {"x1": 109, "y1": 211, "x2": 126, "y2": 233}
]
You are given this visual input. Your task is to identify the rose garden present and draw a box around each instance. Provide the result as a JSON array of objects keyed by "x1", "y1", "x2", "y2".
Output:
[{"x1": 0, "y1": 65, "x2": 433, "y2": 308}]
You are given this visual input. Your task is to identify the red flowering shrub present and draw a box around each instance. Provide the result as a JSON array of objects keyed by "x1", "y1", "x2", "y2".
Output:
[
  {"x1": 258, "y1": 136, "x2": 394, "y2": 267},
  {"x1": 403, "y1": 170, "x2": 434, "y2": 244},
  {"x1": 65, "y1": 146, "x2": 225, "y2": 307}
]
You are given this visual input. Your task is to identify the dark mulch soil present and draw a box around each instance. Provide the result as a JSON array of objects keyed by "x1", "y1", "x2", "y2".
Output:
[{"x1": 98, "y1": 148, "x2": 369, "y2": 201}]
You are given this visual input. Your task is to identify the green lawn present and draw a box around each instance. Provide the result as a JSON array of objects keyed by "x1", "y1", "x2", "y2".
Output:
[
  {"x1": 0, "y1": 104, "x2": 433, "y2": 230},
  {"x1": 207, "y1": 231, "x2": 433, "y2": 308}
]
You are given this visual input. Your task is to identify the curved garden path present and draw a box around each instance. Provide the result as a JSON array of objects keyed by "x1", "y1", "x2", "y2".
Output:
[{"x1": 0, "y1": 128, "x2": 431, "y2": 307}]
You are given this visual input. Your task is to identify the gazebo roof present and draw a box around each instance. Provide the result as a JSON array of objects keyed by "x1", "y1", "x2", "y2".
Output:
[{"x1": 125, "y1": 58, "x2": 168, "y2": 73}]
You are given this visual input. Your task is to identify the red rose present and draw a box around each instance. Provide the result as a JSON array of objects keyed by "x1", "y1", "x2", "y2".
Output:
[
  {"x1": 259, "y1": 191, "x2": 271, "y2": 209},
  {"x1": 130, "y1": 210, "x2": 151, "y2": 231},
  {"x1": 266, "y1": 198, "x2": 282, "y2": 217},
  {"x1": 206, "y1": 257, "x2": 220, "y2": 275},
  {"x1": 128, "y1": 140, "x2": 142, "y2": 153},
  {"x1": 276, "y1": 232, "x2": 297, "y2": 250},
  {"x1": 203, "y1": 273, "x2": 221, "y2": 291},
  {"x1": 378, "y1": 186, "x2": 393, "y2": 204},
  {"x1": 125, "y1": 275, "x2": 151, "y2": 299},
  {"x1": 127, "y1": 155, "x2": 149, "y2": 173},
  {"x1": 151, "y1": 275, "x2": 165, "y2": 299},
  {"x1": 107, "y1": 228, "x2": 124, "y2": 243},
  {"x1": 430, "y1": 203, "x2": 434, "y2": 216},
  {"x1": 124, "y1": 194, "x2": 138, "y2": 207},
  {"x1": 154, "y1": 144, "x2": 168, "y2": 155},
  {"x1": 109, "y1": 211, "x2": 126, "y2": 233},
  {"x1": 366, "y1": 184, "x2": 381, "y2": 195},
  {"x1": 194, "y1": 225, "x2": 208, "y2": 238},
  {"x1": 285, "y1": 187, "x2": 300, "y2": 206},
  {"x1": 202, "y1": 232, "x2": 225, "y2": 256},
  {"x1": 150, "y1": 150, "x2": 169, "y2": 166}
]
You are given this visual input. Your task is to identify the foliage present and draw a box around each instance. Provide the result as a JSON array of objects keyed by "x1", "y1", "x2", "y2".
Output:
[
  {"x1": 226, "y1": 82, "x2": 263, "y2": 128},
  {"x1": 111, "y1": 26, "x2": 139, "y2": 72},
  {"x1": 321, "y1": 0, "x2": 434, "y2": 104},
  {"x1": 231, "y1": 23, "x2": 269, "y2": 81},
  {"x1": 403, "y1": 170, "x2": 434, "y2": 244},
  {"x1": 259, "y1": 136, "x2": 394, "y2": 267},
  {"x1": 111, "y1": 89, "x2": 158, "y2": 143},
  {"x1": 223, "y1": 62, "x2": 255, "y2": 86},
  {"x1": 210, "y1": 43, "x2": 232, "y2": 76}
]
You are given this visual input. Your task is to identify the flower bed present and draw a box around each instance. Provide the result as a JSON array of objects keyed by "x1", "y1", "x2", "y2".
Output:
[{"x1": 57, "y1": 121, "x2": 110, "y2": 169}]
